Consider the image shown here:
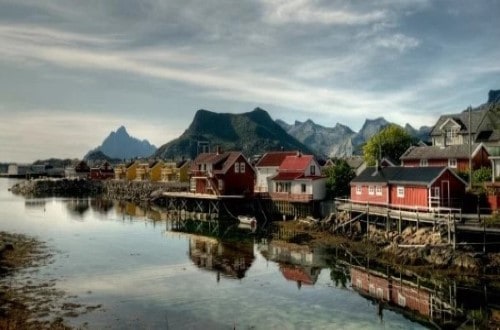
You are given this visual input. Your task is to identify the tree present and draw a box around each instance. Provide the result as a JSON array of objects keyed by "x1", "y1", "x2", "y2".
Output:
[
  {"x1": 324, "y1": 159, "x2": 356, "y2": 199},
  {"x1": 363, "y1": 124, "x2": 416, "y2": 166}
]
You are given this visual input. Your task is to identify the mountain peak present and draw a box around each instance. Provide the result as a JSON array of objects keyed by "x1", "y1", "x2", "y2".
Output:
[
  {"x1": 116, "y1": 125, "x2": 128, "y2": 135},
  {"x1": 84, "y1": 126, "x2": 157, "y2": 160}
]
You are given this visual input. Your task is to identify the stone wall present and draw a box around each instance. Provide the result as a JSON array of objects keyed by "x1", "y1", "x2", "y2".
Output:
[{"x1": 103, "y1": 180, "x2": 189, "y2": 202}]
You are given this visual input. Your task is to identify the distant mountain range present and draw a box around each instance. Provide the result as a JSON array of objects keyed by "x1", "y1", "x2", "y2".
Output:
[
  {"x1": 277, "y1": 117, "x2": 431, "y2": 158},
  {"x1": 84, "y1": 126, "x2": 157, "y2": 161},
  {"x1": 154, "y1": 108, "x2": 313, "y2": 160}
]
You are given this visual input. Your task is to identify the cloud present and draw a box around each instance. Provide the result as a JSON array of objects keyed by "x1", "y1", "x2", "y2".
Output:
[
  {"x1": 374, "y1": 33, "x2": 420, "y2": 52},
  {"x1": 261, "y1": 0, "x2": 387, "y2": 25}
]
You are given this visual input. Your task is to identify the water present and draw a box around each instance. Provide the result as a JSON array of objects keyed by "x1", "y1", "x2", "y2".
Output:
[{"x1": 0, "y1": 178, "x2": 496, "y2": 329}]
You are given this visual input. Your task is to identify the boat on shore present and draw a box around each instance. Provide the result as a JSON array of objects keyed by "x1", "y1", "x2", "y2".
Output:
[{"x1": 238, "y1": 215, "x2": 257, "y2": 226}]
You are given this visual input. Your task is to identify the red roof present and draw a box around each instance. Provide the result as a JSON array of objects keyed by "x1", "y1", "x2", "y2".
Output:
[
  {"x1": 191, "y1": 151, "x2": 254, "y2": 175},
  {"x1": 279, "y1": 154, "x2": 314, "y2": 172},
  {"x1": 255, "y1": 151, "x2": 297, "y2": 167},
  {"x1": 280, "y1": 265, "x2": 314, "y2": 285},
  {"x1": 271, "y1": 172, "x2": 302, "y2": 181}
]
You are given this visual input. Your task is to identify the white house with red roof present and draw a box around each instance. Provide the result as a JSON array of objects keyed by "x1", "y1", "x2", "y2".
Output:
[
  {"x1": 254, "y1": 151, "x2": 297, "y2": 194},
  {"x1": 269, "y1": 153, "x2": 326, "y2": 202}
]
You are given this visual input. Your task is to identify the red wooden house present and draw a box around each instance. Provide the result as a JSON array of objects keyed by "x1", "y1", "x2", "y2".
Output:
[
  {"x1": 190, "y1": 151, "x2": 255, "y2": 196},
  {"x1": 89, "y1": 161, "x2": 114, "y2": 180},
  {"x1": 350, "y1": 166, "x2": 467, "y2": 210},
  {"x1": 400, "y1": 143, "x2": 490, "y2": 172}
]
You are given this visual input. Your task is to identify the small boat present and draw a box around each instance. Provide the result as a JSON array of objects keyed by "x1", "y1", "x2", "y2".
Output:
[{"x1": 238, "y1": 215, "x2": 257, "y2": 226}]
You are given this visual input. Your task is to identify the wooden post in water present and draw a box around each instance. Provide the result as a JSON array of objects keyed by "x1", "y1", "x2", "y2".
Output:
[
  {"x1": 366, "y1": 203, "x2": 370, "y2": 237},
  {"x1": 416, "y1": 209, "x2": 419, "y2": 230},
  {"x1": 398, "y1": 208, "x2": 402, "y2": 234}
]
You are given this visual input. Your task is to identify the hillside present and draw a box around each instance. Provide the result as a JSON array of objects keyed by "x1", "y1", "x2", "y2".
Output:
[
  {"x1": 85, "y1": 126, "x2": 157, "y2": 160},
  {"x1": 155, "y1": 108, "x2": 313, "y2": 159}
]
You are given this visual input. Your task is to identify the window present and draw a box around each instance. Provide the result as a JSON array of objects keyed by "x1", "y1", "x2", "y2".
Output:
[
  {"x1": 420, "y1": 159, "x2": 428, "y2": 167},
  {"x1": 356, "y1": 186, "x2": 362, "y2": 195},
  {"x1": 376, "y1": 186, "x2": 382, "y2": 196},
  {"x1": 397, "y1": 186, "x2": 405, "y2": 198},
  {"x1": 234, "y1": 163, "x2": 240, "y2": 173},
  {"x1": 218, "y1": 179, "x2": 224, "y2": 191},
  {"x1": 448, "y1": 158, "x2": 457, "y2": 168},
  {"x1": 310, "y1": 165, "x2": 316, "y2": 175},
  {"x1": 301, "y1": 184, "x2": 306, "y2": 193},
  {"x1": 368, "y1": 186, "x2": 375, "y2": 195},
  {"x1": 240, "y1": 162, "x2": 245, "y2": 173}
]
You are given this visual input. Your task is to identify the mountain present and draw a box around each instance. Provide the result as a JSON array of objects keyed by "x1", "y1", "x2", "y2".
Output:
[
  {"x1": 277, "y1": 119, "x2": 355, "y2": 158},
  {"x1": 154, "y1": 108, "x2": 313, "y2": 159},
  {"x1": 85, "y1": 126, "x2": 157, "y2": 160},
  {"x1": 278, "y1": 117, "x2": 431, "y2": 158}
]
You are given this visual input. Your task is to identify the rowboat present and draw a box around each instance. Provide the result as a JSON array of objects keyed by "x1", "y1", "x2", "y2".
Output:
[{"x1": 238, "y1": 215, "x2": 257, "y2": 226}]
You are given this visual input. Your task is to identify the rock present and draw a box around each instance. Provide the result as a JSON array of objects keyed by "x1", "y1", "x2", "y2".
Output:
[{"x1": 452, "y1": 253, "x2": 480, "y2": 270}]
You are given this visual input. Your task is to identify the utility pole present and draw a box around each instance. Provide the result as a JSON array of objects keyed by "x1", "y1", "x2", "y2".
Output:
[{"x1": 468, "y1": 106, "x2": 472, "y2": 189}]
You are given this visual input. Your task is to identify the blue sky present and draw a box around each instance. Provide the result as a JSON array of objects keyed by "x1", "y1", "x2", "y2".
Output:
[{"x1": 0, "y1": 0, "x2": 499, "y2": 162}]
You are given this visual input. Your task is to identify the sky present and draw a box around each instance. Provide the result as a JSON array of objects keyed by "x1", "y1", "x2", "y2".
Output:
[{"x1": 0, "y1": 0, "x2": 499, "y2": 162}]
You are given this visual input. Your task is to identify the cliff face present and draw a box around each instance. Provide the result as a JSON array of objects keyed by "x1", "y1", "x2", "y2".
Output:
[
  {"x1": 155, "y1": 108, "x2": 313, "y2": 159},
  {"x1": 278, "y1": 117, "x2": 431, "y2": 158}
]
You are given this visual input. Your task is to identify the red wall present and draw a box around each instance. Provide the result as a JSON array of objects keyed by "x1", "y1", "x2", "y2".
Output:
[
  {"x1": 430, "y1": 170, "x2": 466, "y2": 208},
  {"x1": 350, "y1": 185, "x2": 388, "y2": 205},
  {"x1": 216, "y1": 155, "x2": 255, "y2": 196},
  {"x1": 389, "y1": 185, "x2": 428, "y2": 209}
]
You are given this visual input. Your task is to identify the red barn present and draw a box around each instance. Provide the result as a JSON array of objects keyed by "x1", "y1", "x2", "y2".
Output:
[
  {"x1": 400, "y1": 143, "x2": 490, "y2": 172},
  {"x1": 89, "y1": 161, "x2": 114, "y2": 180},
  {"x1": 190, "y1": 151, "x2": 255, "y2": 196},
  {"x1": 350, "y1": 166, "x2": 467, "y2": 210}
]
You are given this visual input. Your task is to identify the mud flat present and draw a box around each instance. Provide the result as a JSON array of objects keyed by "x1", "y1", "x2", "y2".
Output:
[{"x1": 0, "y1": 231, "x2": 101, "y2": 329}]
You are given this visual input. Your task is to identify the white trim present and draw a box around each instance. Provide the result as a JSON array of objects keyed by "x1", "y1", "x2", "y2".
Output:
[
  {"x1": 448, "y1": 158, "x2": 457, "y2": 168},
  {"x1": 375, "y1": 186, "x2": 382, "y2": 196},
  {"x1": 439, "y1": 118, "x2": 461, "y2": 131},
  {"x1": 368, "y1": 186, "x2": 375, "y2": 195},
  {"x1": 356, "y1": 186, "x2": 362, "y2": 195},
  {"x1": 428, "y1": 167, "x2": 468, "y2": 187}
]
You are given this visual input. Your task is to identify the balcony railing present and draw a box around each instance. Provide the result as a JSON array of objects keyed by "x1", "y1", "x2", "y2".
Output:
[{"x1": 269, "y1": 192, "x2": 313, "y2": 202}]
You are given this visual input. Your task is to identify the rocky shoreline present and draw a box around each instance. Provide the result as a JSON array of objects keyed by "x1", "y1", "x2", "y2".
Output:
[{"x1": 9, "y1": 178, "x2": 189, "y2": 202}]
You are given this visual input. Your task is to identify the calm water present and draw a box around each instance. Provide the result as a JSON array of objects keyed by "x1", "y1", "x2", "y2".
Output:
[{"x1": 0, "y1": 179, "x2": 495, "y2": 329}]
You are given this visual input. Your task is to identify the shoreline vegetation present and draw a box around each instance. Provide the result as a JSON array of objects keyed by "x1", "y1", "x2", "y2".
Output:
[{"x1": 0, "y1": 231, "x2": 101, "y2": 329}]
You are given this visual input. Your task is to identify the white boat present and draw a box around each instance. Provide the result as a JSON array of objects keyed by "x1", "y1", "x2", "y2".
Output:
[{"x1": 238, "y1": 215, "x2": 257, "y2": 226}]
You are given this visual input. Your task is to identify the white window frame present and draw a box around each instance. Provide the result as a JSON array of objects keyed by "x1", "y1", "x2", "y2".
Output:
[
  {"x1": 448, "y1": 158, "x2": 457, "y2": 168},
  {"x1": 368, "y1": 186, "x2": 375, "y2": 195},
  {"x1": 234, "y1": 163, "x2": 240, "y2": 173},
  {"x1": 398, "y1": 293, "x2": 406, "y2": 307},
  {"x1": 310, "y1": 165, "x2": 316, "y2": 175},
  {"x1": 240, "y1": 162, "x2": 245, "y2": 173},
  {"x1": 420, "y1": 159, "x2": 428, "y2": 167},
  {"x1": 301, "y1": 183, "x2": 306, "y2": 193},
  {"x1": 376, "y1": 186, "x2": 382, "y2": 196},
  {"x1": 397, "y1": 186, "x2": 405, "y2": 198},
  {"x1": 218, "y1": 179, "x2": 224, "y2": 191},
  {"x1": 356, "y1": 186, "x2": 362, "y2": 195}
]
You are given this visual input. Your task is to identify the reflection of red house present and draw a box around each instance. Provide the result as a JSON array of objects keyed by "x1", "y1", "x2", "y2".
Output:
[
  {"x1": 351, "y1": 266, "x2": 431, "y2": 317},
  {"x1": 350, "y1": 166, "x2": 467, "y2": 210},
  {"x1": 89, "y1": 161, "x2": 114, "y2": 180},
  {"x1": 190, "y1": 151, "x2": 255, "y2": 196},
  {"x1": 280, "y1": 264, "x2": 320, "y2": 286}
]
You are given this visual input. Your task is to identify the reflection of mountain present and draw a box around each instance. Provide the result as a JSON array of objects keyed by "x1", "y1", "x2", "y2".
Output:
[
  {"x1": 65, "y1": 198, "x2": 90, "y2": 217},
  {"x1": 189, "y1": 236, "x2": 254, "y2": 280}
]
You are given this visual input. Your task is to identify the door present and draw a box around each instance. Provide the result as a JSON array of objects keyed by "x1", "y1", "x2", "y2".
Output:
[{"x1": 440, "y1": 180, "x2": 450, "y2": 207}]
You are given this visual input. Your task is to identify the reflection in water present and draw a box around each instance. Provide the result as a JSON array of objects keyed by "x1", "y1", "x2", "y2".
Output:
[
  {"x1": 17, "y1": 193, "x2": 499, "y2": 329},
  {"x1": 189, "y1": 236, "x2": 254, "y2": 280},
  {"x1": 65, "y1": 198, "x2": 90, "y2": 218}
]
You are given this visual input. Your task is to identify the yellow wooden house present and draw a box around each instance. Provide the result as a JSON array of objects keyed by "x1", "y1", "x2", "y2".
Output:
[
  {"x1": 126, "y1": 162, "x2": 139, "y2": 181},
  {"x1": 177, "y1": 160, "x2": 191, "y2": 182},
  {"x1": 114, "y1": 164, "x2": 127, "y2": 180},
  {"x1": 149, "y1": 160, "x2": 164, "y2": 182}
]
